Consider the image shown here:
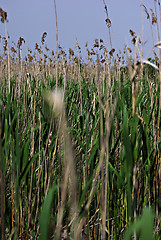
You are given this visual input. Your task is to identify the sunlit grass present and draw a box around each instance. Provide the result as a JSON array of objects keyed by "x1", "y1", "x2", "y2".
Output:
[{"x1": 0, "y1": 2, "x2": 161, "y2": 240}]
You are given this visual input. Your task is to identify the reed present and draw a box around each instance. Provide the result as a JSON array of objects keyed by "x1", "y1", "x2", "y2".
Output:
[{"x1": 0, "y1": 2, "x2": 161, "y2": 239}]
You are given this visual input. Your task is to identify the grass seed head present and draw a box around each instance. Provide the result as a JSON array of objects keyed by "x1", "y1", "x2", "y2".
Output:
[
  {"x1": 127, "y1": 47, "x2": 132, "y2": 53},
  {"x1": 105, "y1": 18, "x2": 111, "y2": 28},
  {"x1": 35, "y1": 43, "x2": 39, "y2": 50},
  {"x1": 0, "y1": 8, "x2": 7, "y2": 23},
  {"x1": 99, "y1": 44, "x2": 105, "y2": 50},
  {"x1": 17, "y1": 37, "x2": 25, "y2": 48},
  {"x1": 41, "y1": 32, "x2": 47, "y2": 45},
  {"x1": 44, "y1": 89, "x2": 64, "y2": 115},
  {"x1": 93, "y1": 39, "x2": 99, "y2": 48},
  {"x1": 150, "y1": 8, "x2": 157, "y2": 24},
  {"x1": 45, "y1": 46, "x2": 49, "y2": 51},
  {"x1": 129, "y1": 29, "x2": 135, "y2": 37},
  {"x1": 141, "y1": 4, "x2": 150, "y2": 19},
  {"x1": 132, "y1": 36, "x2": 137, "y2": 45},
  {"x1": 109, "y1": 48, "x2": 115, "y2": 56},
  {"x1": 27, "y1": 54, "x2": 33, "y2": 62},
  {"x1": 11, "y1": 46, "x2": 16, "y2": 53},
  {"x1": 69, "y1": 48, "x2": 74, "y2": 56}
]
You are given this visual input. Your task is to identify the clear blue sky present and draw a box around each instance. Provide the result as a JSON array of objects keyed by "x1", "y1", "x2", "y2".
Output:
[{"x1": 0, "y1": 0, "x2": 159, "y2": 59}]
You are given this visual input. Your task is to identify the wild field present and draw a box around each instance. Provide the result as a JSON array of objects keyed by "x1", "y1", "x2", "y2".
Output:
[{"x1": 0, "y1": 3, "x2": 161, "y2": 240}]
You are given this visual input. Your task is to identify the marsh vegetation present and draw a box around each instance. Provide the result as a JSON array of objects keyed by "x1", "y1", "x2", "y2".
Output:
[{"x1": 0, "y1": 2, "x2": 161, "y2": 239}]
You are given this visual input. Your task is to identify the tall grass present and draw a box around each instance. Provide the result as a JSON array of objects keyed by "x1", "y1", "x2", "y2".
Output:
[{"x1": 0, "y1": 2, "x2": 161, "y2": 239}]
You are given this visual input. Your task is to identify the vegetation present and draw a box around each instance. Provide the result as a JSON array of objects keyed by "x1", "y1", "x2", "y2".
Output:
[{"x1": 0, "y1": 2, "x2": 161, "y2": 240}]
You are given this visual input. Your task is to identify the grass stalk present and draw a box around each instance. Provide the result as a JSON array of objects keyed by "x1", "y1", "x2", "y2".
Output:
[
  {"x1": 4, "y1": 21, "x2": 10, "y2": 93},
  {"x1": 76, "y1": 39, "x2": 83, "y2": 115},
  {"x1": 0, "y1": 106, "x2": 5, "y2": 239},
  {"x1": 1, "y1": 4, "x2": 161, "y2": 238},
  {"x1": 54, "y1": 0, "x2": 59, "y2": 90}
]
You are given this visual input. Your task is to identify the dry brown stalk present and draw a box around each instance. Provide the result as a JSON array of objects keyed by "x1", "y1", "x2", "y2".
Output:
[
  {"x1": 1, "y1": 10, "x2": 11, "y2": 93},
  {"x1": 76, "y1": 39, "x2": 83, "y2": 115},
  {"x1": 54, "y1": 0, "x2": 59, "y2": 90},
  {"x1": 77, "y1": 143, "x2": 106, "y2": 236},
  {"x1": 33, "y1": 111, "x2": 42, "y2": 232},
  {"x1": 102, "y1": 97, "x2": 117, "y2": 239},
  {"x1": 17, "y1": 37, "x2": 25, "y2": 100},
  {"x1": 26, "y1": 93, "x2": 35, "y2": 238},
  {"x1": 0, "y1": 8, "x2": 10, "y2": 93},
  {"x1": 98, "y1": 50, "x2": 117, "y2": 239},
  {"x1": 44, "y1": 117, "x2": 54, "y2": 196},
  {"x1": 44, "y1": 90, "x2": 78, "y2": 239},
  {"x1": 102, "y1": 0, "x2": 113, "y2": 49}
]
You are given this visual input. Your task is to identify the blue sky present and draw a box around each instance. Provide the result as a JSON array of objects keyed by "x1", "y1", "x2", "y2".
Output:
[{"x1": 0, "y1": 0, "x2": 159, "y2": 59}]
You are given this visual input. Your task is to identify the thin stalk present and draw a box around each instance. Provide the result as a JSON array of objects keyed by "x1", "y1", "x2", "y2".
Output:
[
  {"x1": 33, "y1": 111, "x2": 42, "y2": 232},
  {"x1": 102, "y1": 0, "x2": 112, "y2": 49},
  {"x1": 0, "y1": 111, "x2": 5, "y2": 239},
  {"x1": 45, "y1": 90, "x2": 78, "y2": 239},
  {"x1": 18, "y1": 45, "x2": 21, "y2": 100},
  {"x1": 76, "y1": 39, "x2": 83, "y2": 115},
  {"x1": 54, "y1": 0, "x2": 59, "y2": 90},
  {"x1": 26, "y1": 93, "x2": 35, "y2": 238},
  {"x1": 153, "y1": 0, "x2": 161, "y2": 221},
  {"x1": 77, "y1": 143, "x2": 106, "y2": 236},
  {"x1": 133, "y1": 166, "x2": 137, "y2": 240},
  {"x1": 4, "y1": 21, "x2": 10, "y2": 93}
]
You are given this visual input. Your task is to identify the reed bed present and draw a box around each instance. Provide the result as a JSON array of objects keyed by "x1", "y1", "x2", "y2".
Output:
[{"x1": 0, "y1": 2, "x2": 161, "y2": 240}]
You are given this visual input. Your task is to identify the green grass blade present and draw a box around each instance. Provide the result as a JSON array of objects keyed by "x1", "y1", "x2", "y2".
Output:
[{"x1": 39, "y1": 185, "x2": 57, "y2": 240}]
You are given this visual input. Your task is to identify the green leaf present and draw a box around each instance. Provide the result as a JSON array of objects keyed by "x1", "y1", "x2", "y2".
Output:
[
  {"x1": 39, "y1": 185, "x2": 57, "y2": 240},
  {"x1": 122, "y1": 105, "x2": 133, "y2": 174},
  {"x1": 88, "y1": 137, "x2": 99, "y2": 165},
  {"x1": 19, "y1": 152, "x2": 40, "y2": 184},
  {"x1": 22, "y1": 139, "x2": 30, "y2": 171},
  {"x1": 122, "y1": 105, "x2": 133, "y2": 219},
  {"x1": 124, "y1": 207, "x2": 154, "y2": 240}
]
